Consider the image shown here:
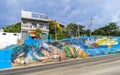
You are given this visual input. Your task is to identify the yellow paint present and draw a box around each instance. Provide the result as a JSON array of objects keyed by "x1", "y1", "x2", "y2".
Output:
[
  {"x1": 96, "y1": 38, "x2": 118, "y2": 46},
  {"x1": 78, "y1": 50, "x2": 89, "y2": 58},
  {"x1": 108, "y1": 45, "x2": 112, "y2": 48}
]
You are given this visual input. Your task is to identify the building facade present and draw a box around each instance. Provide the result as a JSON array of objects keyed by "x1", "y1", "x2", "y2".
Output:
[
  {"x1": 21, "y1": 10, "x2": 49, "y2": 40},
  {"x1": 0, "y1": 32, "x2": 21, "y2": 49}
]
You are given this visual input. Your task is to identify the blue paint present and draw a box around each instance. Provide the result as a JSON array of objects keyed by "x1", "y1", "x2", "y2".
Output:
[
  {"x1": 46, "y1": 32, "x2": 49, "y2": 42},
  {"x1": 24, "y1": 39, "x2": 42, "y2": 45},
  {"x1": 63, "y1": 37, "x2": 120, "y2": 56},
  {"x1": 0, "y1": 50, "x2": 12, "y2": 69}
]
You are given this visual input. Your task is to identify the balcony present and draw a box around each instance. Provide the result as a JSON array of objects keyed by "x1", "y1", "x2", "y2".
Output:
[
  {"x1": 21, "y1": 10, "x2": 49, "y2": 22},
  {"x1": 21, "y1": 26, "x2": 49, "y2": 32}
]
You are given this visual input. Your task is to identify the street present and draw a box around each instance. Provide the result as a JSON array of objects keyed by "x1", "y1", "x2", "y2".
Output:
[
  {"x1": 1, "y1": 54, "x2": 120, "y2": 75},
  {"x1": 25, "y1": 60, "x2": 120, "y2": 75}
]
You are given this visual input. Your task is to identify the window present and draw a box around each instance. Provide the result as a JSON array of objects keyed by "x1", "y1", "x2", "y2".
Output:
[
  {"x1": 13, "y1": 34, "x2": 17, "y2": 36},
  {"x1": 2, "y1": 33, "x2": 6, "y2": 35},
  {"x1": 45, "y1": 23, "x2": 49, "y2": 30},
  {"x1": 39, "y1": 23, "x2": 44, "y2": 28},
  {"x1": 32, "y1": 22, "x2": 37, "y2": 28},
  {"x1": 23, "y1": 21, "x2": 27, "y2": 24}
]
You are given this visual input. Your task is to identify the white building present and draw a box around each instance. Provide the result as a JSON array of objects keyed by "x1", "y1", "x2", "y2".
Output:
[
  {"x1": 21, "y1": 10, "x2": 49, "y2": 40},
  {"x1": 0, "y1": 32, "x2": 21, "y2": 49}
]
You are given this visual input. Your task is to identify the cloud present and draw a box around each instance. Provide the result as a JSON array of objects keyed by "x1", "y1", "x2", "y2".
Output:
[{"x1": 1, "y1": 0, "x2": 120, "y2": 30}]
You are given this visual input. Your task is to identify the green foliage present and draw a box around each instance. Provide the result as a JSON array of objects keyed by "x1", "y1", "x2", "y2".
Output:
[
  {"x1": 3, "y1": 22, "x2": 21, "y2": 33},
  {"x1": 2, "y1": 21, "x2": 120, "y2": 40},
  {"x1": 49, "y1": 22, "x2": 85, "y2": 40},
  {"x1": 49, "y1": 21, "x2": 57, "y2": 35},
  {"x1": 49, "y1": 21, "x2": 67, "y2": 40},
  {"x1": 35, "y1": 28, "x2": 42, "y2": 36},
  {"x1": 65, "y1": 23, "x2": 85, "y2": 37},
  {"x1": 92, "y1": 22, "x2": 119, "y2": 36},
  {"x1": 84, "y1": 29, "x2": 91, "y2": 36}
]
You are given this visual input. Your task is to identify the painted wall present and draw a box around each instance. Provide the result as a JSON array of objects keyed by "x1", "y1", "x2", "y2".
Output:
[
  {"x1": 0, "y1": 32, "x2": 21, "y2": 49},
  {"x1": 0, "y1": 50, "x2": 12, "y2": 69}
]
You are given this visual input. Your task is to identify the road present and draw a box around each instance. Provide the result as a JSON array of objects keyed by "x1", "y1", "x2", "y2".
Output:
[
  {"x1": 25, "y1": 60, "x2": 120, "y2": 75},
  {"x1": 1, "y1": 54, "x2": 120, "y2": 75}
]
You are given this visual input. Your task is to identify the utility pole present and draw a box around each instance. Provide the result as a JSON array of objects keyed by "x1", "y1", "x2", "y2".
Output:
[
  {"x1": 55, "y1": 21, "x2": 57, "y2": 41},
  {"x1": 90, "y1": 18, "x2": 93, "y2": 36},
  {"x1": 118, "y1": 26, "x2": 120, "y2": 36},
  {"x1": 78, "y1": 25, "x2": 80, "y2": 37}
]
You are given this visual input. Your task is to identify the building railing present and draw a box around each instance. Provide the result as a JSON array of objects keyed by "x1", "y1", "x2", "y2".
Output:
[
  {"x1": 21, "y1": 27, "x2": 49, "y2": 31},
  {"x1": 21, "y1": 10, "x2": 49, "y2": 21}
]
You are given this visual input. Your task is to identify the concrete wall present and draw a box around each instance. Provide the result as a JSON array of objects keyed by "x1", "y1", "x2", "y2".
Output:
[{"x1": 0, "y1": 32, "x2": 21, "y2": 49}]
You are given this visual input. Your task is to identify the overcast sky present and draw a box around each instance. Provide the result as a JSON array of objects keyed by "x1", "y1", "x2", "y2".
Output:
[{"x1": 1, "y1": 0, "x2": 120, "y2": 29}]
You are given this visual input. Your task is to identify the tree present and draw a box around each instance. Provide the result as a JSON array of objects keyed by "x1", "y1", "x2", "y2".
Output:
[
  {"x1": 92, "y1": 22, "x2": 119, "y2": 36},
  {"x1": 49, "y1": 21, "x2": 67, "y2": 40},
  {"x1": 3, "y1": 22, "x2": 21, "y2": 33},
  {"x1": 84, "y1": 29, "x2": 91, "y2": 36},
  {"x1": 65, "y1": 23, "x2": 84, "y2": 37},
  {"x1": 35, "y1": 28, "x2": 42, "y2": 38},
  {"x1": 49, "y1": 21, "x2": 58, "y2": 39}
]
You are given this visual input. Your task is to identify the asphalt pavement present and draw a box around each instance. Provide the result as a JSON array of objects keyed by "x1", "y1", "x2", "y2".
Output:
[
  {"x1": 1, "y1": 54, "x2": 120, "y2": 75},
  {"x1": 26, "y1": 60, "x2": 120, "y2": 75}
]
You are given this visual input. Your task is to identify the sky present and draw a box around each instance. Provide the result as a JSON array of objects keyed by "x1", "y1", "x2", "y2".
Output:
[{"x1": 1, "y1": 0, "x2": 120, "y2": 30}]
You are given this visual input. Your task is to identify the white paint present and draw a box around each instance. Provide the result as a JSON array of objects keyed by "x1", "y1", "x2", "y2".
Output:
[
  {"x1": 21, "y1": 10, "x2": 49, "y2": 21},
  {"x1": 0, "y1": 32, "x2": 21, "y2": 49},
  {"x1": 21, "y1": 10, "x2": 32, "y2": 18}
]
